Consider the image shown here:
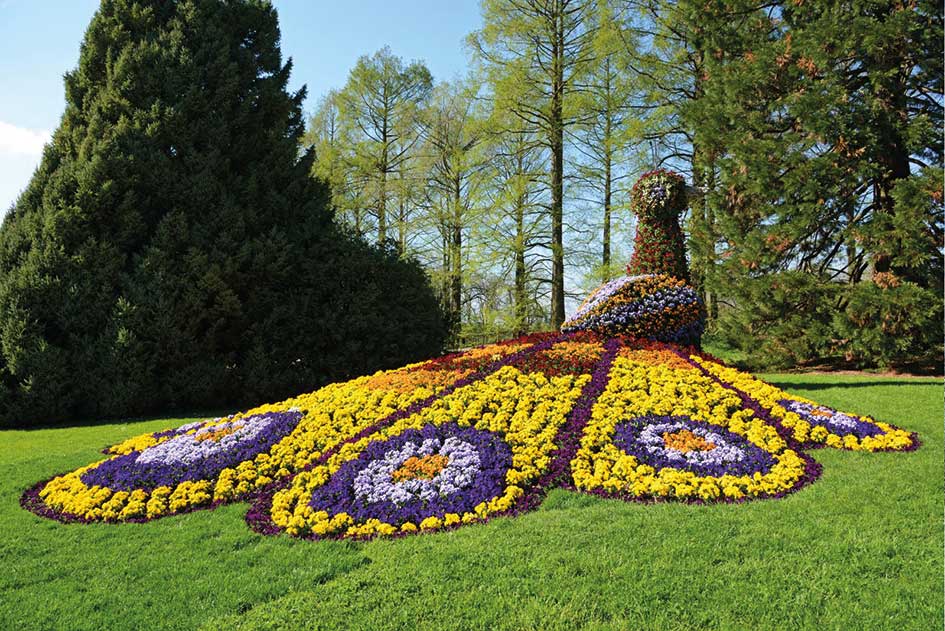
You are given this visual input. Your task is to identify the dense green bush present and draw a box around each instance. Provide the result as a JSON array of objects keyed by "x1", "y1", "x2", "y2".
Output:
[
  {"x1": 833, "y1": 280, "x2": 943, "y2": 369},
  {"x1": 0, "y1": 0, "x2": 446, "y2": 428},
  {"x1": 710, "y1": 272, "x2": 838, "y2": 369},
  {"x1": 710, "y1": 272, "x2": 942, "y2": 371}
]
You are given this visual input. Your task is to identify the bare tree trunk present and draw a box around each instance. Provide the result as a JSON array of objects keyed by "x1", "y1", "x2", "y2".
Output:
[
  {"x1": 602, "y1": 58, "x2": 613, "y2": 282},
  {"x1": 549, "y1": 0, "x2": 566, "y2": 328},
  {"x1": 603, "y1": 144, "x2": 612, "y2": 282},
  {"x1": 378, "y1": 120, "x2": 388, "y2": 244},
  {"x1": 514, "y1": 191, "x2": 527, "y2": 333},
  {"x1": 451, "y1": 175, "x2": 463, "y2": 327},
  {"x1": 398, "y1": 197, "x2": 407, "y2": 255}
]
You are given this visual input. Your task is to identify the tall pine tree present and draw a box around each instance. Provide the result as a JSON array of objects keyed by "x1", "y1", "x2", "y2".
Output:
[{"x1": 688, "y1": 0, "x2": 943, "y2": 368}]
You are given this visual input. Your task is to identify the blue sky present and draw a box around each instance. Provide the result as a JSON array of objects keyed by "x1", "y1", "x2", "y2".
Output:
[{"x1": 0, "y1": 0, "x2": 482, "y2": 211}]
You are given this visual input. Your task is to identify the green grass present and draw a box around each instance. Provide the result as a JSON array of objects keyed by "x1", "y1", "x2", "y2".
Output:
[{"x1": 1, "y1": 375, "x2": 941, "y2": 630}]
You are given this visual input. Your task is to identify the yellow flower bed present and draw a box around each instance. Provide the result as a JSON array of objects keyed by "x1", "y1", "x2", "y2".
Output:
[
  {"x1": 41, "y1": 340, "x2": 534, "y2": 522},
  {"x1": 270, "y1": 365, "x2": 589, "y2": 538},
  {"x1": 571, "y1": 355, "x2": 809, "y2": 501},
  {"x1": 690, "y1": 356, "x2": 916, "y2": 451}
]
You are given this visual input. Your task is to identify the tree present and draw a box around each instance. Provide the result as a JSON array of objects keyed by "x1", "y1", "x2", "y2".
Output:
[
  {"x1": 570, "y1": 3, "x2": 640, "y2": 282},
  {"x1": 604, "y1": 0, "x2": 724, "y2": 313},
  {"x1": 484, "y1": 124, "x2": 549, "y2": 333},
  {"x1": 687, "y1": 0, "x2": 943, "y2": 367},
  {"x1": 471, "y1": 0, "x2": 598, "y2": 328},
  {"x1": 0, "y1": 0, "x2": 446, "y2": 426},
  {"x1": 305, "y1": 90, "x2": 365, "y2": 233},
  {"x1": 338, "y1": 47, "x2": 432, "y2": 245},
  {"x1": 416, "y1": 80, "x2": 492, "y2": 333}
]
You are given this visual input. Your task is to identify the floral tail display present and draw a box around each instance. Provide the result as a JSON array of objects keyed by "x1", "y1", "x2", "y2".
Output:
[{"x1": 22, "y1": 170, "x2": 921, "y2": 540}]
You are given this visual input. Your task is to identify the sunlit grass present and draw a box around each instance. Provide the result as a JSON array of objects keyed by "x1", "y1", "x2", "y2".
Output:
[{"x1": 1, "y1": 375, "x2": 940, "y2": 630}]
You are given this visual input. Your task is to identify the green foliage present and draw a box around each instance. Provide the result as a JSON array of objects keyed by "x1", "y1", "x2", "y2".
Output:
[
  {"x1": 679, "y1": 0, "x2": 943, "y2": 369},
  {"x1": 833, "y1": 280, "x2": 943, "y2": 370},
  {"x1": 712, "y1": 272, "x2": 840, "y2": 370},
  {"x1": 0, "y1": 0, "x2": 446, "y2": 427},
  {"x1": 334, "y1": 46, "x2": 433, "y2": 244},
  {"x1": 712, "y1": 272, "x2": 942, "y2": 371}
]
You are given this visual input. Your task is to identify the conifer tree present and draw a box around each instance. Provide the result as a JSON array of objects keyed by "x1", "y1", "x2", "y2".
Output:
[
  {"x1": 0, "y1": 0, "x2": 446, "y2": 425},
  {"x1": 688, "y1": 0, "x2": 943, "y2": 367}
]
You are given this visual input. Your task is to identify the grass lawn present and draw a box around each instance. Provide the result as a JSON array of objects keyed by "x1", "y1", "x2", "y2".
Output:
[{"x1": 1, "y1": 374, "x2": 941, "y2": 630}]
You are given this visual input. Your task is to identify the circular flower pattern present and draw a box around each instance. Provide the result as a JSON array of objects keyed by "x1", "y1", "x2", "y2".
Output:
[
  {"x1": 777, "y1": 399, "x2": 884, "y2": 439},
  {"x1": 613, "y1": 415, "x2": 777, "y2": 477},
  {"x1": 23, "y1": 333, "x2": 918, "y2": 535},
  {"x1": 81, "y1": 410, "x2": 303, "y2": 492},
  {"x1": 307, "y1": 422, "x2": 512, "y2": 526}
]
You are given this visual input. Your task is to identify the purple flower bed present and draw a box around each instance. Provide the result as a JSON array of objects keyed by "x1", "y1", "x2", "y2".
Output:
[
  {"x1": 570, "y1": 286, "x2": 701, "y2": 332},
  {"x1": 562, "y1": 276, "x2": 705, "y2": 345},
  {"x1": 81, "y1": 410, "x2": 303, "y2": 491},
  {"x1": 778, "y1": 399, "x2": 885, "y2": 439},
  {"x1": 307, "y1": 422, "x2": 512, "y2": 525},
  {"x1": 568, "y1": 276, "x2": 642, "y2": 323},
  {"x1": 613, "y1": 415, "x2": 777, "y2": 477}
]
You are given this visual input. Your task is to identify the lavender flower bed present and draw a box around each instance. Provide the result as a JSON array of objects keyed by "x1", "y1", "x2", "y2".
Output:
[
  {"x1": 613, "y1": 415, "x2": 777, "y2": 477},
  {"x1": 568, "y1": 276, "x2": 647, "y2": 323},
  {"x1": 561, "y1": 275, "x2": 705, "y2": 345},
  {"x1": 567, "y1": 286, "x2": 702, "y2": 333},
  {"x1": 308, "y1": 422, "x2": 512, "y2": 525},
  {"x1": 81, "y1": 410, "x2": 303, "y2": 491},
  {"x1": 778, "y1": 399, "x2": 885, "y2": 439}
]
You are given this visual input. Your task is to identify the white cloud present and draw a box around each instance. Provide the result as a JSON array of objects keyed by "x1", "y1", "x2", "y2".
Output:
[{"x1": 0, "y1": 121, "x2": 51, "y2": 156}]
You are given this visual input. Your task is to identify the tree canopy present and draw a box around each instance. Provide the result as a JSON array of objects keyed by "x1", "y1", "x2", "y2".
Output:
[{"x1": 0, "y1": 0, "x2": 447, "y2": 427}]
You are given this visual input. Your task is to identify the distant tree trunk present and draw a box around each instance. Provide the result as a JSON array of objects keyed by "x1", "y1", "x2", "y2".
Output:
[
  {"x1": 602, "y1": 141, "x2": 612, "y2": 282},
  {"x1": 549, "y1": 1, "x2": 566, "y2": 328},
  {"x1": 870, "y1": 14, "x2": 912, "y2": 276},
  {"x1": 398, "y1": 197, "x2": 407, "y2": 254},
  {"x1": 601, "y1": 59, "x2": 613, "y2": 283},
  {"x1": 378, "y1": 134, "x2": 388, "y2": 244},
  {"x1": 451, "y1": 174, "x2": 463, "y2": 326},
  {"x1": 514, "y1": 190, "x2": 528, "y2": 333}
]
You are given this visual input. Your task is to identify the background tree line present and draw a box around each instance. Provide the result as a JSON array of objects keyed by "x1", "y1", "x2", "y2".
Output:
[
  {"x1": 308, "y1": 0, "x2": 942, "y2": 369},
  {"x1": 0, "y1": 0, "x2": 939, "y2": 427}
]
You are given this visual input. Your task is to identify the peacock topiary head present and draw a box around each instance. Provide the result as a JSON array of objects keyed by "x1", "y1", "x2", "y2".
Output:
[
  {"x1": 630, "y1": 169, "x2": 688, "y2": 224},
  {"x1": 627, "y1": 169, "x2": 691, "y2": 283}
]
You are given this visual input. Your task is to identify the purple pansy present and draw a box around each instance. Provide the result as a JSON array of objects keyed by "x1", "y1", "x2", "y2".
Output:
[
  {"x1": 562, "y1": 276, "x2": 704, "y2": 344},
  {"x1": 613, "y1": 415, "x2": 776, "y2": 477},
  {"x1": 778, "y1": 399, "x2": 885, "y2": 439},
  {"x1": 150, "y1": 420, "x2": 210, "y2": 441},
  {"x1": 81, "y1": 410, "x2": 303, "y2": 491},
  {"x1": 568, "y1": 275, "x2": 648, "y2": 324},
  {"x1": 307, "y1": 422, "x2": 512, "y2": 526}
]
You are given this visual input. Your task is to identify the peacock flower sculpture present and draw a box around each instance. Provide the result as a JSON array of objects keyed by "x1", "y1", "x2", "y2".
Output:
[{"x1": 23, "y1": 170, "x2": 919, "y2": 540}]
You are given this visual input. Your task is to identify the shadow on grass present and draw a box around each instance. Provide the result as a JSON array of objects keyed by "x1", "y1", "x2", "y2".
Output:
[
  {"x1": 1, "y1": 407, "x2": 237, "y2": 432},
  {"x1": 767, "y1": 380, "x2": 941, "y2": 392}
]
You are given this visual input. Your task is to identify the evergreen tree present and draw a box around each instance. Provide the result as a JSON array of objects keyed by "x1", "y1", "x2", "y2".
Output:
[
  {"x1": 0, "y1": 0, "x2": 446, "y2": 426},
  {"x1": 688, "y1": 0, "x2": 943, "y2": 368}
]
